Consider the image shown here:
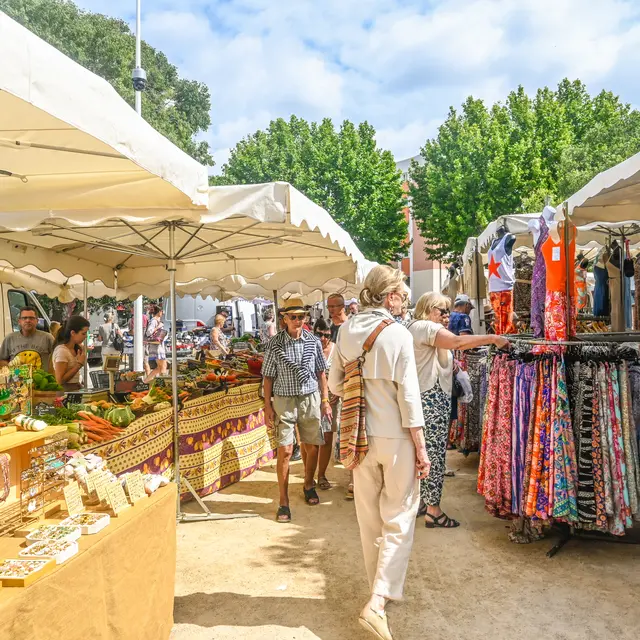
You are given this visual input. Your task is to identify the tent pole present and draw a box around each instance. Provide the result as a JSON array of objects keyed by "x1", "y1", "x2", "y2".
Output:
[
  {"x1": 168, "y1": 223, "x2": 181, "y2": 518},
  {"x1": 83, "y1": 281, "x2": 89, "y2": 388},
  {"x1": 176, "y1": 225, "x2": 258, "y2": 523},
  {"x1": 475, "y1": 239, "x2": 484, "y2": 335},
  {"x1": 273, "y1": 289, "x2": 278, "y2": 320},
  {"x1": 563, "y1": 203, "x2": 572, "y2": 337}
]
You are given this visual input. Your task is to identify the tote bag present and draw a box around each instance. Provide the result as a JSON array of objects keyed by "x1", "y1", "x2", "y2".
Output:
[{"x1": 339, "y1": 319, "x2": 393, "y2": 470}]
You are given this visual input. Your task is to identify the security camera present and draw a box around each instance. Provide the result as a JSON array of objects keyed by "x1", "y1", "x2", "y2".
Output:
[{"x1": 132, "y1": 67, "x2": 147, "y2": 92}]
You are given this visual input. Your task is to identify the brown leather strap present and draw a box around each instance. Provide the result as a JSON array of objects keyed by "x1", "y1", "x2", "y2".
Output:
[{"x1": 363, "y1": 319, "x2": 394, "y2": 354}]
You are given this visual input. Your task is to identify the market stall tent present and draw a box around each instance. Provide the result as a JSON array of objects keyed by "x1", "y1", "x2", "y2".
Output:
[
  {"x1": 0, "y1": 12, "x2": 208, "y2": 211},
  {"x1": 0, "y1": 262, "x2": 114, "y2": 303},
  {"x1": 567, "y1": 150, "x2": 640, "y2": 225}
]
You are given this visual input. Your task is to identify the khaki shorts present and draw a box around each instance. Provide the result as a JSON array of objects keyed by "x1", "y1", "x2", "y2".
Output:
[{"x1": 273, "y1": 392, "x2": 324, "y2": 447}]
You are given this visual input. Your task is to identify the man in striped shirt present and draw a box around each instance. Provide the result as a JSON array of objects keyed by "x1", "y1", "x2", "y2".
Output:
[{"x1": 263, "y1": 298, "x2": 332, "y2": 523}]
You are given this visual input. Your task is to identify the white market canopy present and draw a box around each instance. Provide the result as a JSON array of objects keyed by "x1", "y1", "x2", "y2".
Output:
[
  {"x1": 567, "y1": 150, "x2": 640, "y2": 226},
  {"x1": 0, "y1": 182, "x2": 367, "y2": 291},
  {"x1": 0, "y1": 12, "x2": 209, "y2": 211},
  {"x1": 463, "y1": 211, "x2": 640, "y2": 264},
  {"x1": 0, "y1": 262, "x2": 114, "y2": 303}
]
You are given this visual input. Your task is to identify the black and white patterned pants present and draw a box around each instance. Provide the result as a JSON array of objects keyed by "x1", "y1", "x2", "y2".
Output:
[{"x1": 420, "y1": 382, "x2": 452, "y2": 506}]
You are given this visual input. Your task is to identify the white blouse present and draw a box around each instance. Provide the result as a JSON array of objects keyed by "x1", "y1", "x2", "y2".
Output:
[{"x1": 407, "y1": 320, "x2": 453, "y2": 394}]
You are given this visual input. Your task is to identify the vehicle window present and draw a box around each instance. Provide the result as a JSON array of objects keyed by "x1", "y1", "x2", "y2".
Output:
[{"x1": 7, "y1": 290, "x2": 29, "y2": 332}]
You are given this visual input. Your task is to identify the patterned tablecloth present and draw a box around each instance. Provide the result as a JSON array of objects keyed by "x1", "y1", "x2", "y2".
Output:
[{"x1": 82, "y1": 383, "x2": 274, "y2": 498}]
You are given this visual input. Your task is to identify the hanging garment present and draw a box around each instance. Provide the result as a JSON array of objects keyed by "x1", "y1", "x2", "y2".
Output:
[
  {"x1": 453, "y1": 349, "x2": 486, "y2": 454},
  {"x1": 524, "y1": 358, "x2": 553, "y2": 520},
  {"x1": 593, "y1": 263, "x2": 610, "y2": 318},
  {"x1": 574, "y1": 266, "x2": 589, "y2": 312},
  {"x1": 462, "y1": 249, "x2": 487, "y2": 303},
  {"x1": 607, "y1": 365, "x2": 632, "y2": 534},
  {"x1": 487, "y1": 235, "x2": 515, "y2": 293},
  {"x1": 489, "y1": 291, "x2": 516, "y2": 335},
  {"x1": 512, "y1": 362, "x2": 536, "y2": 515},
  {"x1": 550, "y1": 360, "x2": 578, "y2": 522},
  {"x1": 574, "y1": 362, "x2": 597, "y2": 523},
  {"x1": 625, "y1": 273, "x2": 632, "y2": 329},
  {"x1": 530, "y1": 217, "x2": 549, "y2": 338},
  {"x1": 513, "y1": 255, "x2": 533, "y2": 317},
  {"x1": 618, "y1": 363, "x2": 639, "y2": 516},
  {"x1": 477, "y1": 355, "x2": 515, "y2": 517},
  {"x1": 541, "y1": 223, "x2": 577, "y2": 339},
  {"x1": 590, "y1": 366, "x2": 608, "y2": 530},
  {"x1": 606, "y1": 251, "x2": 624, "y2": 332}
]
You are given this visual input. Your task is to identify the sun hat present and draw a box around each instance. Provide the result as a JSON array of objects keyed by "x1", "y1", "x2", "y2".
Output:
[{"x1": 280, "y1": 297, "x2": 306, "y2": 314}]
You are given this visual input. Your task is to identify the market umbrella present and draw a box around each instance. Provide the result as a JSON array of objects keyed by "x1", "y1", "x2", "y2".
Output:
[
  {"x1": 0, "y1": 13, "x2": 208, "y2": 212},
  {"x1": 0, "y1": 182, "x2": 366, "y2": 519}
]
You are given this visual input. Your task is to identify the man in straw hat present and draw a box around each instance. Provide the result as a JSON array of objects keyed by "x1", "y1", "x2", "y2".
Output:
[{"x1": 262, "y1": 297, "x2": 333, "y2": 523}]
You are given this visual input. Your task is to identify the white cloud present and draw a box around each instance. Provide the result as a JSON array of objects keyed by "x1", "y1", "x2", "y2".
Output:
[{"x1": 71, "y1": 0, "x2": 640, "y2": 165}]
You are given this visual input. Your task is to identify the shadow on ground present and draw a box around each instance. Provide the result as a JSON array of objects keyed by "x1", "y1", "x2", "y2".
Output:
[{"x1": 173, "y1": 451, "x2": 640, "y2": 640}]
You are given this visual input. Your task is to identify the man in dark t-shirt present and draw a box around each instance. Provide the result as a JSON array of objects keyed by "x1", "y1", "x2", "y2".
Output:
[{"x1": 327, "y1": 294, "x2": 347, "y2": 342}]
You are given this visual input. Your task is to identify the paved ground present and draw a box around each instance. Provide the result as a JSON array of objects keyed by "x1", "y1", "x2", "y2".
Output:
[{"x1": 172, "y1": 451, "x2": 640, "y2": 640}]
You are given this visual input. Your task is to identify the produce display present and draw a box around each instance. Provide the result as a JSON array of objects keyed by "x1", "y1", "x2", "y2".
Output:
[
  {"x1": 32, "y1": 369, "x2": 63, "y2": 392},
  {"x1": 19, "y1": 539, "x2": 79, "y2": 564},
  {"x1": 26, "y1": 524, "x2": 81, "y2": 543}
]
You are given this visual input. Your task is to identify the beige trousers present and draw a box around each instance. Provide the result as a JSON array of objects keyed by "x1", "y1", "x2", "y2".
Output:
[{"x1": 353, "y1": 436, "x2": 419, "y2": 601}]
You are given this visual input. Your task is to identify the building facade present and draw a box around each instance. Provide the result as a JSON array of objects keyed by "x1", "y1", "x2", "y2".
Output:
[{"x1": 396, "y1": 156, "x2": 448, "y2": 302}]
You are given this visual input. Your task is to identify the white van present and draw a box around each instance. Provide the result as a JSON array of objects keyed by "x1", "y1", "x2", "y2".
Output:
[{"x1": 0, "y1": 286, "x2": 51, "y2": 342}]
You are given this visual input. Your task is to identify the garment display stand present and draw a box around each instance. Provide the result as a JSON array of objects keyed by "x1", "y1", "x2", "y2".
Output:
[{"x1": 546, "y1": 523, "x2": 640, "y2": 558}]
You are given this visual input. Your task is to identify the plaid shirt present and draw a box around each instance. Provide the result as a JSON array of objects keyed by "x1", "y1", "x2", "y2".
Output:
[{"x1": 262, "y1": 329, "x2": 327, "y2": 396}]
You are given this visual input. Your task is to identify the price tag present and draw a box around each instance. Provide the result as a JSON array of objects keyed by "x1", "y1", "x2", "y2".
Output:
[
  {"x1": 65, "y1": 393, "x2": 84, "y2": 406},
  {"x1": 552, "y1": 246, "x2": 561, "y2": 262},
  {"x1": 94, "y1": 475, "x2": 112, "y2": 502},
  {"x1": 63, "y1": 481, "x2": 84, "y2": 516},
  {"x1": 106, "y1": 482, "x2": 130, "y2": 515},
  {"x1": 34, "y1": 403, "x2": 56, "y2": 417},
  {"x1": 133, "y1": 381, "x2": 149, "y2": 393},
  {"x1": 125, "y1": 471, "x2": 147, "y2": 504},
  {"x1": 84, "y1": 470, "x2": 101, "y2": 494}
]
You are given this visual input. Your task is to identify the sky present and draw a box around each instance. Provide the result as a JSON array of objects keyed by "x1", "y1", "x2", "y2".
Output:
[{"x1": 74, "y1": 0, "x2": 640, "y2": 172}]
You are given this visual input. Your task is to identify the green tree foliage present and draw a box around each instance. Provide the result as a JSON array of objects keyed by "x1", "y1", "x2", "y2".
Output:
[
  {"x1": 214, "y1": 116, "x2": 409, "y2": 263},
  {"x1": 1, "y1": 0, "x2": 213, "y2": 165},
  {"x1": 410, "y1": 79, "x2": 640, "y2": 261}
]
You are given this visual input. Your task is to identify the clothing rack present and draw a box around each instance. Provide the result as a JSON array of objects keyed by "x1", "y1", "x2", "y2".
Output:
[
  {"x1": 478, "y1": 346, "x2": 640, "y2": 556},
  {"x1": 546, "y1": 522, "x2": 640, "y2": 558}
]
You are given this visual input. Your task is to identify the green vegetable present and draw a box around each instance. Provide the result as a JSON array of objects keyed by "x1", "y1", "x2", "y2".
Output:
[{"x1": 104, "y1": 406, "x2": 135, "y2": 428}]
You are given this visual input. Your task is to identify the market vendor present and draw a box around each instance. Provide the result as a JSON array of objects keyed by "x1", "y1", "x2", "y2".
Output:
[
  {"x1": 262, "y1": 297, "x2": 332, "y2": 523},
  {"x1": 0, "y1": 306, "x2": 55, "y2": 372}
]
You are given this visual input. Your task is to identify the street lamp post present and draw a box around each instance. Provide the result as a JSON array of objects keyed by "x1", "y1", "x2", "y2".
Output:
[{"x1": 132, "y1": 0, "x2": 147, "y2": 371}]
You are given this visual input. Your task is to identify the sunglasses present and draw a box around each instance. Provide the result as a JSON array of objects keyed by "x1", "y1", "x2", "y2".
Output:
[
  {"x1": 286, "y1": 314, "x2": 306, "y2": 321},
  {"x1": 316, "y1": 331, "x2": 332, "y2": 338},
  {"x1": 436, "y1": 308, "x2": 450, "y2": 316},
  {"x1": 19, "y1": 316, "x2": 37, "y2": 321}
]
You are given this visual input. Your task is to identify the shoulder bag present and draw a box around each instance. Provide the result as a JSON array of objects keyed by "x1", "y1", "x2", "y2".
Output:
[{"x1": 339, "y1": 318, "x2": 394, "y2": 470}]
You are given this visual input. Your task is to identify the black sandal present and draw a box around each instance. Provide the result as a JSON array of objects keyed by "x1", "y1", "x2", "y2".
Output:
[
  {"x1": 416, "y1": 501, "x2": 427, "y2": 518},
  {"x1": 276, "y1": 506, "x2": 291, "y2": 523},
  {"x1": 303, "y1": 486, "x2": 320, "y2": 505},
  {"x1": 425, "y1": 512, "x2": 460, "y2": 528}
]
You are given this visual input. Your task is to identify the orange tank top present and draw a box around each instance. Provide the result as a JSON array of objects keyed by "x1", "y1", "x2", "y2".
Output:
[{"x1": 541, "y1": 222, "x2": 577, "y2": 293}]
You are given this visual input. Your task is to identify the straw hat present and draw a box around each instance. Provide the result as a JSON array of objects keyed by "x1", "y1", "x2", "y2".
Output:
[{"x1": 280, "y1": 297, "x2": 306, "y2": 314}]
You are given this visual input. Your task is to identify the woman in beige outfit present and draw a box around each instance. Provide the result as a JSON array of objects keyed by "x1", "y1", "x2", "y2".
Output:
[{"x1": 329, "y1": 266, "x2": 429, "y2": 640}]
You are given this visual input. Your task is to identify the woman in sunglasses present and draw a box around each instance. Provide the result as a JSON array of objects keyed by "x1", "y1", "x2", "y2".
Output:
[
  {"x1": 408, "y1": 292, "x2": 509, "y2": 529},
  {"x1": 313, "y1": 318, "x2": 342, "y2": 492}
]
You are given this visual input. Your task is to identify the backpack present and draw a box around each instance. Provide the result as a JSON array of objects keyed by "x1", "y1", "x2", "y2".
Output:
[
  {"x1": 111, "y1": 324, "x2": 124, "y2": 353},
  {"x1": 339, "y1": 319, "x2": 394, "y2": 470}
]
